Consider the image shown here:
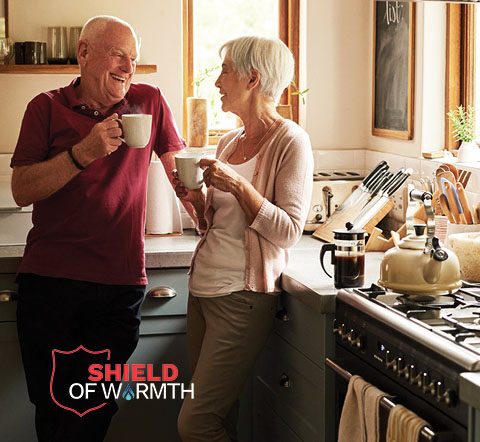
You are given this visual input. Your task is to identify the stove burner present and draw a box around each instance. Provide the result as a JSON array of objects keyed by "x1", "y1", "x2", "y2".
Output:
[
  {"x1": 398, "y1": 294, "x2": 456, "y2": 308},
  {"x1": 351, "y1": 284, "x2": 480, "y2": 355}
]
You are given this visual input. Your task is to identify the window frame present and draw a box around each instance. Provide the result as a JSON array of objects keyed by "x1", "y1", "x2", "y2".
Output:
[
  {"x1": 445, "y1": 3, "x2": 475, "y2": 151},
  {"x1": 182, "y1": 0, "x2": 300, "y2": 144}
]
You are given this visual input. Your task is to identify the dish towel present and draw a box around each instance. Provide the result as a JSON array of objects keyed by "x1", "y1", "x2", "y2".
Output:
[
  {"x1": 386, "y1": 404, "x2": 431, "y2": 442},
  {"x1": 338, "y1": 375, "x2": 389, "y2": 442}
]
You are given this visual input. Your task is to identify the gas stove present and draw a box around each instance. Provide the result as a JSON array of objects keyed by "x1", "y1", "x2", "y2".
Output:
[
  {"x1": 331, "y1": 286, "x2": 480, "y2": 441},
  {"x1": 351, "y1": 284, "x2": 480, "y2": 365}
]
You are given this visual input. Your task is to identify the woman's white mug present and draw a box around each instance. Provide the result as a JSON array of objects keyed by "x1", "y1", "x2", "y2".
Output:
[
  {"x1": 117, "y1": 114, "x2": 152, "y2": 148},
  {"x1": 175, "y1": 153, "x2": 210, "y2": 189}
]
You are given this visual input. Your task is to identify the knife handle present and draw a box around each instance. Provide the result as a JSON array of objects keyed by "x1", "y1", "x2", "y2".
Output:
[
  {"x1": 439, "y1": 194, "x2": 455, "y2": 223},
  {"x1": 456, "y1": 182, "x2": 473, "y2": 224}
]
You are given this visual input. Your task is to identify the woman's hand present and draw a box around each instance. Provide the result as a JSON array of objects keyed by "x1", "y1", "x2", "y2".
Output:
[
  {"x1": 200, "y1": 158, "x2": 243, "y2": 194},
  {"x1": 172, "y1": 170, "x2": 206, "y2": 204}
]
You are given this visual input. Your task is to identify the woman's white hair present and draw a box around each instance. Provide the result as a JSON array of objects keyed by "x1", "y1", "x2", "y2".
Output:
[{"x1": 219, "y1": 36, "x2": 294, "y2": 104}]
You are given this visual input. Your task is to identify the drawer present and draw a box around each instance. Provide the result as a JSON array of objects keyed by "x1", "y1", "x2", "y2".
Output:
[
  {"x1": 253, "y1": 397, "x2": 302, "y2": 442},
  {"x1": 274, "y1": 293, "x2": 334, "y2": 366},
  {"x1": 254, "y1": 332, "x2": 325, "y2": 441},
  {"x1": 140, "y1": 316, "x2": 186, "y2": 336},
  {"x1": 142, "y1": 268, "x2": 189, "y2": 317}
]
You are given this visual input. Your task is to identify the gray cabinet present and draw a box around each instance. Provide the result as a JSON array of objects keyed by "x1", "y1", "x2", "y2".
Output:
[
  {"x1": 253, "y1": 292, "x2": 334, "y2": 442},
  {"x1": 0, "y1": 273, "x2": 36, "y2": 442},
  {"x1": 105, "y1": 268, "x2": 189, "y2": 442},
  {"x1": 0, "y1": 268, "x2": 190, "y2": 442}
]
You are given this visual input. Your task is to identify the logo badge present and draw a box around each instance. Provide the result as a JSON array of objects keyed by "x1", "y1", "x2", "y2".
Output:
[{"x1": 50, "y1": 345, "x2": 111, "y2": 417}]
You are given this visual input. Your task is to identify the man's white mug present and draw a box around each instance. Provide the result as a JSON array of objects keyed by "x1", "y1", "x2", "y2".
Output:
[
  {"x1": 175, "y1": 153, "x2": 210, "y2": 190},
  {"x1": 117, "y1": 114, "x2": 152, "y2": 148}
]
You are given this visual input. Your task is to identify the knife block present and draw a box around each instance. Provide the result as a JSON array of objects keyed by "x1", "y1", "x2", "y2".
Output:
[{"x1": 312, "y1": 198, "x2": 394, "y2": 243}]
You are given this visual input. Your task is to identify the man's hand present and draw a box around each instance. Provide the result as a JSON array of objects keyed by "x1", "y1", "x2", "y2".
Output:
[{"x1": 73, "y1": 113, "x2": 123, "y2": 167}]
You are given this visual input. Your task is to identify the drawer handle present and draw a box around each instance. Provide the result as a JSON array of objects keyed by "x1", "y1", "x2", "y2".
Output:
[
  {"x1": 146, "y1": 286, "x2": 177, "y2": 299},
  {"x1": 0, "y1": 290, "x2": 17, "y2": 302},
  {"x1": 275, "y1": 308, "x2": 290, "y2": 322},
  {"x1": 279, "y1": 373, "x2": 291, "y2": 388}
]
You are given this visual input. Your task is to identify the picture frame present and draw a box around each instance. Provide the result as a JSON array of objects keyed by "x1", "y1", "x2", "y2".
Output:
[{"x1": 372, "y1": 1, "x2": 415, "y2": 140}]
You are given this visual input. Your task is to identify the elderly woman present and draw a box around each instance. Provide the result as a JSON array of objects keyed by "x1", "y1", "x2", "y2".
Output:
[{"x1": 175, "y1": 36, "x2": 313, "y2": 442}]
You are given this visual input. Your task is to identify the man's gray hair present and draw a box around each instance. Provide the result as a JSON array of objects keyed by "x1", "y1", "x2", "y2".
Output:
[
  {"x1": 80, "y1": 15, "x2": 139, "y2": 49},
  {"x1": 219, "y1": 36, "x2": 294, "y2": 104}
]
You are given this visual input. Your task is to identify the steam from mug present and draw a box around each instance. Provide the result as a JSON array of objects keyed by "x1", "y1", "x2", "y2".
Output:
[{"x1": 117, "y1": 114, "x2": 152, "y2": 148}]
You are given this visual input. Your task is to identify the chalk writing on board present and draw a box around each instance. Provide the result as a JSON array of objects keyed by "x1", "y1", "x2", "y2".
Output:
[{"x1": 373, "y1": 0, "x2": 413, "y2": 138}]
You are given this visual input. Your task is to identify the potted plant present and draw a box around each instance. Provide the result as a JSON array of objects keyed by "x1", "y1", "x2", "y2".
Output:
[
  {"x1": 447, "y1": 105, "x2": 480, "y2": 162},
  {"x1": 186, "y1": 66, "x2": 218, "y2": 147},
  {"x1": 276, "y1": 81, "x2": 309, "y2": 120}
]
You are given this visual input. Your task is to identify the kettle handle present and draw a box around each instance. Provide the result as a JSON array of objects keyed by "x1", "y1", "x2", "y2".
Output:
[{"x1": 319, "y1": 243, "x2": 335, "y2": 278}]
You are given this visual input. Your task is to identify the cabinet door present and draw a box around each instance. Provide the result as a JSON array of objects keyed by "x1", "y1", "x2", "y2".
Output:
[
  {"x1": 254, "y1": 332, "x2": 326, "y2": 442},
  {"x1": 253, "y1": 396, "x2": 302, "y2": 442},
  {"x1": 105, "y1": 330, "x2": 189, "y2": 442},
  {"x1": 0, "y1": 321, "x2": 36, "y2": 442},
  {"x1": 274, "y1": 293, "x2": 334, "y2": 366}
]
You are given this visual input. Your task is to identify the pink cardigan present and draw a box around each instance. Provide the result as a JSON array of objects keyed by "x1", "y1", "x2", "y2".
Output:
[{"x1": 191, "y1": 119, "x2": 314, "y2": 294}]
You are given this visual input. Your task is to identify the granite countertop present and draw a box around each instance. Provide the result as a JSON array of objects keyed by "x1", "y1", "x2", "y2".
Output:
[{"x1": 0, "y1": 231, "x2": 383, "y2": 314}]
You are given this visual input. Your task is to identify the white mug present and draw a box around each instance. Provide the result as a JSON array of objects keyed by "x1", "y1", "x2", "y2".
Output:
[
  {"x1": 117, "y1": 114, "x2": 152, "y2": 148},
  {"x1": 175, "y1": 153, "x2": 210, "y2": 189}
]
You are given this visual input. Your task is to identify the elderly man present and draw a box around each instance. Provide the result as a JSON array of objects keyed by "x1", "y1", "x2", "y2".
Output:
[{"x1": 11, "y1": 15, "x2": 186, "y2": 441}]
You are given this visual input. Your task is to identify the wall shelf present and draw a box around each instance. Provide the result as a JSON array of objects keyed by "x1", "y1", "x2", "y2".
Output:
[{"x1": 0, "y1": 64, "x2": 157, "y2": 74}]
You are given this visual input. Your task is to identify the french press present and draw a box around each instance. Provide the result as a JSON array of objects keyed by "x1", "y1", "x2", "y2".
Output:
[{"x1": 319, "y1": 223, "x2": 366, "y2": 288}]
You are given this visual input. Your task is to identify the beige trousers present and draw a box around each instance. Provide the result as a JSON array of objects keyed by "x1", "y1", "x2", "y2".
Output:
[{"x1": 177, "y1": 291, "x2": 277, "y2": 442}]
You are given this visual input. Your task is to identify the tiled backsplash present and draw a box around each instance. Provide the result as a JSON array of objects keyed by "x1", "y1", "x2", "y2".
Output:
[
  {"x1": 364, "y1": 150, "x2": 480, "y2": 208},
  {"x1": 312, "y1": 148, "x2": 480, "y2": 224}
]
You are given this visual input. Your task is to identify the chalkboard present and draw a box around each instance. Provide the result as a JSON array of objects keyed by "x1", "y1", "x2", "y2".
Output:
[{"x1": 372, "y1": 1, "x2": 415, "y2": 140}]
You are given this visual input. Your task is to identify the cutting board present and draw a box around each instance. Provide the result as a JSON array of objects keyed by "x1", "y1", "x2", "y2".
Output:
[{"x1": 312, "y1": 198, "x2": 394, "y2": 242}]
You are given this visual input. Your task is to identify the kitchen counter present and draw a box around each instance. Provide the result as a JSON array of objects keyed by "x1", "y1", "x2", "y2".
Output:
[
  {"x1": 0, "y1": 231, "x2": 383, "y2": 314},
  {"x1": 0, "y1": 231, "x2": 202, "y2": 273},
  {"x1": 282, "y1": 238, "x2": 383, "y2": 313}
]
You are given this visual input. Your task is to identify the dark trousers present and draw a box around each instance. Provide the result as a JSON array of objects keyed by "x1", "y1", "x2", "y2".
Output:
[{"x1": 16, "y1": 273, "x2": 145, "y2": 442}]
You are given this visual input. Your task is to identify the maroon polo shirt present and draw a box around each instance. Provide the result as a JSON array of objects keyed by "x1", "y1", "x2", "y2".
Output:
[{"x1": 11, "y1": 78, "x2": 185, "y2": 285}]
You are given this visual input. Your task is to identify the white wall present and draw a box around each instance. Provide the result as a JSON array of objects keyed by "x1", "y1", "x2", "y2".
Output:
[
  {"x1": 0, "y1": 1, "x2": 461, "y2": 160},
  {"x1": 304, "y1": 0, "x2": 370, "y2": 150},
  {"x1": 0, "y1": 0, "x2": 183, "y2": 153}
]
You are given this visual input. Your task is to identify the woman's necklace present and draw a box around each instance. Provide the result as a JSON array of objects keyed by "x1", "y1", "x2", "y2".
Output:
[{"x1": 240, "y1": 119, "x2": 279, "y2": 161}]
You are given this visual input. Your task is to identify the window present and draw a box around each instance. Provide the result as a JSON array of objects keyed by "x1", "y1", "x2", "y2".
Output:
[
  {"x1": 445, "y1": 4, "x2": 475, "y2": 150},
  {"x1": 182, "y1": 0, "x2": 300, "y2": 143}
]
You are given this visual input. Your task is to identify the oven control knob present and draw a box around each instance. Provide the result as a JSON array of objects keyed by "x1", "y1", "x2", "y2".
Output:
[
  {"x1": 422, "y1": 372, "x2": 436, "y2": 396},
  {"x1": 333, "y1": 322, "x2": 346, "y2": 338},
  {"x1": 347, "y1": 330, "x2": 364, "y2": 349},
  {"x1": 385, "y1": 351, "x2": 397, "y2": 373},
  {"x1": 435, "y1": 381, "x2": 455, "y2": 406},
  {"x1": 396, "y1": 357, "x2": 409, "y2": 379},
  {"x1": 340, "y1": 324, "x2": 349, "y2": 341},
  {"x1": 409, "y1": 364, "x2": 422, "y2": 388}
]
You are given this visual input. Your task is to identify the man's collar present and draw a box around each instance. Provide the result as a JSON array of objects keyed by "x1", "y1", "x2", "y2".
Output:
[{"x1": 63, "y1": 77, "x2": 129, "y2": 118}]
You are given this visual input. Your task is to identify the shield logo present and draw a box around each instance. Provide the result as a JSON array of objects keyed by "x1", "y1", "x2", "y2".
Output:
[{"x1": 50, "y1": 345, "x2": 111, "y2": 417}]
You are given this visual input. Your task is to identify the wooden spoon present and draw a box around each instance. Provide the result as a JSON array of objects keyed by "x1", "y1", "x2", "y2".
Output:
[
  {"x1": 441, "y1": 163, "x2": 459, "y2": 181},
  {"x1": 436, "y1": 169, "x2": 456, "y2": 192}
]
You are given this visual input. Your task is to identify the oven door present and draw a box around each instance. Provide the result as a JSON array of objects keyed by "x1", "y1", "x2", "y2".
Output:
[{"x1": 326, "y1": 347, "x2": 465, "y2": 442}]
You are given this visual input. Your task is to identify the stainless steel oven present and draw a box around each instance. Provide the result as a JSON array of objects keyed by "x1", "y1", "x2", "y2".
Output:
[{"x1": 325, "y1": 287, "x2": 480, "y2": 442}]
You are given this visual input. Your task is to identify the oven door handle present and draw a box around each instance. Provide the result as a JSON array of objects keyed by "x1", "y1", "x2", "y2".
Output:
[{"x1": 325, "y1": 358, "x2": 452, "y2": 442}]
